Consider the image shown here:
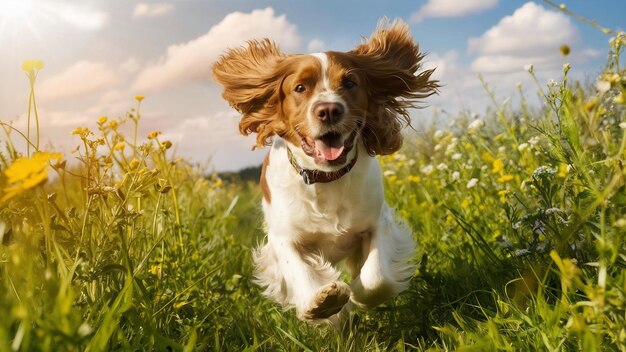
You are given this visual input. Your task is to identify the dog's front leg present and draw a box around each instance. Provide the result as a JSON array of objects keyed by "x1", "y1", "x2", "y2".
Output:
[
  {"x1": 254, "y1": 233, "x2": 351, "y2": 321},
  {"x1": 350, "y1": 206, "x2": 416, "y2": 309}
]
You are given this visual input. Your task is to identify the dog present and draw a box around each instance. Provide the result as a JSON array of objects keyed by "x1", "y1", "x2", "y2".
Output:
[{"x1": 212, "y1": 19, "x2": 437, "y2": 324}]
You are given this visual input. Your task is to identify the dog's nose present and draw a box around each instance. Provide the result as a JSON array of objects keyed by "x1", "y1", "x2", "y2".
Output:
[{"x1": 313, "y1": 102, "x2": 344, "y2": 124}]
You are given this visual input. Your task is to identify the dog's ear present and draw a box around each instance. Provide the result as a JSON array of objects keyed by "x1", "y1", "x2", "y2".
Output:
[
  {"x1": 212, "y1": 39, "x2": 287, "y2": 148},
  {"x1": 350, "y1": 19, "x2": 438, "y2": 155}
]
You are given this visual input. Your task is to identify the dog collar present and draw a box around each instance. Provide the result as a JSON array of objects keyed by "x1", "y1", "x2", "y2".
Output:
[{"x1": 287, "y1": 146, "x2": 358, "y2": 185}]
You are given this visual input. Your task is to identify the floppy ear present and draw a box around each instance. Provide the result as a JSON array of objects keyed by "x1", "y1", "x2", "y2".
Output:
[
  {"x1": 212, "y1": 39, "x2": 286, "y2": 148},
  {"x1": 351, "y1": 19, "x2": 438, "y2": 155}
]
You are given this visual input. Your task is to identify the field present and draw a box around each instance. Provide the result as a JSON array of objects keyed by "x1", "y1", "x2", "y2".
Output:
[{"x1": 1, "y1": 12, "x2": 625, "y2": 352}]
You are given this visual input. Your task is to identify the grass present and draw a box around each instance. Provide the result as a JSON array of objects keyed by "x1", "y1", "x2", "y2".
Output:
[{"x1": 1, "y1": 8, "x2": 626, "y2": 352}]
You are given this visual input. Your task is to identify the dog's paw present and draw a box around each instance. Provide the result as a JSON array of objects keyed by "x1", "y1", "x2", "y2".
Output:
[{"x1": 300, "y1": 282, "x2": 351, "y2": 321}]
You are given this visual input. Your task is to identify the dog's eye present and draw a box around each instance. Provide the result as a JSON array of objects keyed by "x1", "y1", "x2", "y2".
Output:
[
  {"x1": 343, "y1": 80, "x2": 357, "y2": 89},
  {"x1": 295, "y1": 84, "x2": 306, "y2": 93}
]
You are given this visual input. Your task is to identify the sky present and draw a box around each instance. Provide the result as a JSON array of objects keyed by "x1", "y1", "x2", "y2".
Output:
[{"x1": 0, "y1": 0, "x2": 624, "y2": 171}]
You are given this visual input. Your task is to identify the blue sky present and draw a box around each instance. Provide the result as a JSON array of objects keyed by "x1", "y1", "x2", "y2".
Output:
[{"x1": 0, "y1": 0, "x2": 624, "y2": 171}]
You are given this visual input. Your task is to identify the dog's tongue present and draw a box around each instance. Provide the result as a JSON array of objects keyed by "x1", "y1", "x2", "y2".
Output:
[{"x1": 315, "y1": 138, "x2": 344, "y2": 161}]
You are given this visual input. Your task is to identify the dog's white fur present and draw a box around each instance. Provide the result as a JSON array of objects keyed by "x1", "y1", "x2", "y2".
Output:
[{"x1": 255, "y1": 136, "x2": 416, "y2": 322}]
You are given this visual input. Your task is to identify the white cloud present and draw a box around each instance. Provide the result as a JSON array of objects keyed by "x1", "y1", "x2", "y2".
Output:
[
  {"x1": 46, "y1": 2, "x2": 109, "y2": 30},
  {"x1": 307, "y1": 38, "x2": 325, "y2": 52},
  {"x1": 133, "y1": 3, "x2": 175, "y2": 18},
  {"x1": 411, "y1": 0, "x2": 497, "y2": 23},
  {"x1": 39, "y1": 61, "x2": 121, "y2": 102},
  {"x1": 468, "y1": 2, "x2": 580, "y2": 73},
  {"x1": 132, "y1": 7, "x2": 301, "y2": 92}
]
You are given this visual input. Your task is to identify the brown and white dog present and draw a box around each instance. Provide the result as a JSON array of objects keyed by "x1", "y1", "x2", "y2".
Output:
[{"x1": 212, "y1": 19, "x2": 437, "y2": 324}]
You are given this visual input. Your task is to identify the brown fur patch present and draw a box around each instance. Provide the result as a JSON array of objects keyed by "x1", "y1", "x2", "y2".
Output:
[{"x1": 260, "y1": 152, "x2": 271, "y2": 203}]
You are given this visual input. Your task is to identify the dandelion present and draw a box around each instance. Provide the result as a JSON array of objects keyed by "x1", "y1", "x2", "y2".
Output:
[
  {"x1": 1, "y1": 152, "x2": 62, "y2": 203},
  {"x1": 466, "y1": 178, "x2": 479, "y2": 189}
]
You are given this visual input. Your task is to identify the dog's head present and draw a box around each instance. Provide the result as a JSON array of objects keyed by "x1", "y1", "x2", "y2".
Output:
[{"x1": 212, "y1": 19, "x2": 438, "y2": 166}]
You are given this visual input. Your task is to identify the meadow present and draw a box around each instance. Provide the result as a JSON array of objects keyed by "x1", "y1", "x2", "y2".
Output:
[{"x1": 1, "y1": 9, "x2": 625, "y2": 352}]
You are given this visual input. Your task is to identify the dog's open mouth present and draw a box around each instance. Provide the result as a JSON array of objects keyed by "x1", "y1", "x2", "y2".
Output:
[
  {"x1": 314, "y1": 132, "x2": 344, "y2": 161},
  {"x1": 300, "y1": 130, "x2": 358, "y2": 165}
]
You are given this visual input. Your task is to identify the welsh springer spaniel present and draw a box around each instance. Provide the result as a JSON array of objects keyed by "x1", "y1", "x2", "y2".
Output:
[{"x1": 212, "y1": 19, "x2": 437, "y2": 324}]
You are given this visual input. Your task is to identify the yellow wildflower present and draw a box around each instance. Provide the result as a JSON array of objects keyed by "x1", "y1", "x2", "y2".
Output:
[
  {"x1": 497, "y1": 174, "x2": 514, "y2": 183},
  {"x1": 108, "y1": 120, "x2": 119, "y2": 129},
  {"x1": 461, "y1": 199, "x2": 470, "y2": 208},
  {"x1": 1, "y1": 152, "x2": 62, "y2": 203},
  {"x1": 98, "y1": 116, "x2": 108, "y2": 125},
  {"x1": 114, "y1": 142, "x2": 126, "y2": 151},
  {"x1": 492, "y1": 158, "x2": 504, "y2": 174},
  {"x1": 557, "y1": 163, "x2": 569, "y2": 178},
  {"x1": 71, "y1": 127, "x2": 91, "y2": 139},
  {"x1": 407, "y1": 175, "x2": 421, "y2": 183},
  {"x1": 148, "y1": 264, "x2": 162, "y2": 276},
  {"x1": 21, "y1": 59, "x2": 44, "y2": 73},
  {"x1": 128, "y1": 159, "x2": 140, "y2": 170},
  {"x1": 481, "y1": 151, "x2": 495, "y2": 164},
  {"x1": 147, "y1": 131, "x2": 162, "y2": 140},
  {"x1": 135, "y1": 95, "x2": 145, "y2": 102},
  {"x1": 498, "y1": 190, "x2": 509, "y2": 203}
]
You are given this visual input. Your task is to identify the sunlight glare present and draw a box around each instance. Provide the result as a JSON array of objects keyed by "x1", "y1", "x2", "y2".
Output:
[{"x1": 0, "y1": 0, "x2": 33, "y2": 20}]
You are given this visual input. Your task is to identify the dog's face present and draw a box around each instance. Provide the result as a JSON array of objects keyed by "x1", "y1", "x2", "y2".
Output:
[
  {"x1": 212, "y1": 20, "x2": 438, "y2": 164},
  {"x1": 277, "y1": 52, "x2": 368, "y2": 164}
]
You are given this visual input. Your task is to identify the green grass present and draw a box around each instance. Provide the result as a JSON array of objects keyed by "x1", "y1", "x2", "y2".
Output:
[{"x1": 1, "y1": 10, "x2": 626, "y2": 352}]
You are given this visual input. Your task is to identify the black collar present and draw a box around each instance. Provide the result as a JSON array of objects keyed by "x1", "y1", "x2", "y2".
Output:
[{"x1": 287, "y1": 147, "x2": 358, "y2": 185}]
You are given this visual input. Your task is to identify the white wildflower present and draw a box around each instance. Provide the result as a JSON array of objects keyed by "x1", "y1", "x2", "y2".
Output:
[
  {"x1": 528, "y1": 136, "x2": 541, "y2": 145},
  {"x1": 466, "y1": 178, "x2": 479, "y2": 189},
  {"x1": 434, "y1": 130, "x2": 444, "y2": 140},
  {"x1": 517, "y1": 143, "x2": 529, "y2": 152},
  {"x1": 451, "y1": 153, "x2": 462, "y2": 160},
  {"x1": 468, "y1": 119, "x2": 484, "y2": 132},
  {"x1": 619, "y1": 122, "x2": 626, "y2": 129},
  {"x1": 383, "y1": 170, "x2": 396, "y2": 177},
  {"x1": 596, "y1": 79, "x2": 611, "y2": 93},
  {"x1": 451, "y1": 171, "x2": 460, "y2": 181},
  {"x1": 437, "y1": 163, "x2": 448, "y2": 171},
  {"x1": 421, "y1": 164, "x2": 434, "y2": 175},
  {"x1": 524, "y1": 64, "x2": 534, "y2": 73}
]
